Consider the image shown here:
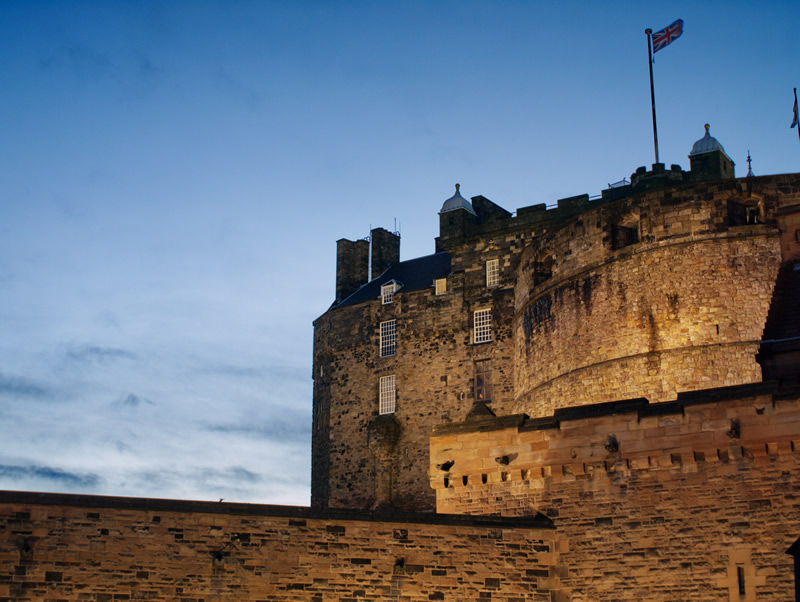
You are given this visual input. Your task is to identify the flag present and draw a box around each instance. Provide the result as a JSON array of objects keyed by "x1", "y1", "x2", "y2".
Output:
[{"x1": 652, "y1": 19, "x2": 684, "y2": 53}]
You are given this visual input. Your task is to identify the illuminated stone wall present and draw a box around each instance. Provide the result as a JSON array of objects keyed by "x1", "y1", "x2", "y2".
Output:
[
  {"x1": 312, "y1": 274, "x2": 517, "y2": 512},
  {"x1": 0, "y1": 492, "x2": 560, "y2": 601},
  {"x1": 430, "y1": 385, "x2": 800, "y2": 601},
  {"x1": 313, "y1": 173, "x2": 800, "y2": 512}
]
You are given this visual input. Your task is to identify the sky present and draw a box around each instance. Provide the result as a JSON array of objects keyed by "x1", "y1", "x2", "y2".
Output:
[{"x1": 1, "y1": 1, "x2": 798, "y2": 507}]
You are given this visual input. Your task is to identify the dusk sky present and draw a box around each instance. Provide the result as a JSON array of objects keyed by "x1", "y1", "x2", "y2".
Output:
[{"x1": 1, "y1": 1, "x2": 798, "y2": 506}]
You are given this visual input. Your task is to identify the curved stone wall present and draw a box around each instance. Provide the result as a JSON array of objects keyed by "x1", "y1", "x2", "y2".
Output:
[{"x1": 513, "y1": 192, "x2": 781, "y2": 417}]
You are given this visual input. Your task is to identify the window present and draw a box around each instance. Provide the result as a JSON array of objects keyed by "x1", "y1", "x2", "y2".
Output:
[
  {"x1": 381, "y1": 282, "x2": 396, "y2": 304},
  {"x1": 474, "y1": 360, "x2": 492, "y2": 402},
  {"x1": 380, "y1": 320, "x2": 396, "y2": 357},
  {"x1": 379, "y1": 375, "x2": 396, "y2": 414},
  {"x1": 486, "y1": 259, "x2": 499, "y2": 287},
  {"x1": 435, "y1": 278, "x2": 447, "y2": 296},
  {"x1": 474, "y1": 309, "x2": 492, "y2": 344}
]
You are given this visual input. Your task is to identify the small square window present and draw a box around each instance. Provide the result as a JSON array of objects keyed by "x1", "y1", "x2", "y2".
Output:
[
  {"x1": 486, "y1": 259, "x2": 499, "y2": 287},
  {"x1": 379, "y1": 375, "x2": 396, "y2": 414},
  {"x1": 380, "y1": 320, "x2": 396, "y2": 357},
  {"x1": 435, "y1": 278, "x2": 447, "y2": 296},
  {"x1": 381, "y1": 283, "x2": 396, "y2": 304},
  {"x1": 474, "y1": 309, "x2": 492, "y2": 344}
]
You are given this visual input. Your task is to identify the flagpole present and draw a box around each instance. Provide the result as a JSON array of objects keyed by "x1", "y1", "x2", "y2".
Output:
[{"x1": 645, "y1": 28, "x2": 659, "y2": 164}]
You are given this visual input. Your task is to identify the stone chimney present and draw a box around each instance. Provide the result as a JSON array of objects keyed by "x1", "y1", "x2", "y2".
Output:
[
  {"x1": 335, "y1": 238, "x2": 369, "y2": 304},
  {"x1": 370, "y1": 227, "x2": 400, "y2": 280}
]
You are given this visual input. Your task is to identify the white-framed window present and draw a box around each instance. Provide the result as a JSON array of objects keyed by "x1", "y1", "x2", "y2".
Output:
[
  {"x1": 380, "y1": 319, "x2": 396, "y2": 357},
  {"x1": 474, "y1": 309, "x2": 492, "y2": 344},
  {"x1": 381, "y1": 282, "x2": 396, "y2": 304},
  {"x1": 435, "y1": 278, "x2": 447, "y2": 296},
  {"x1": 486, "y1": 259, "x2": 499, "y2": 287},
  {"x1": 379, "y1": 375, "x2": 396, "y2": 414}
]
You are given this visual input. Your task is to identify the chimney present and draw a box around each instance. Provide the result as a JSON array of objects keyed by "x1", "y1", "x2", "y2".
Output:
[
  {"x1": 370, "y1": 227, "x2": 400, "y2": 280},
  {"x1": 335, "y1": 238, "x2": 369, "y2": 304}
]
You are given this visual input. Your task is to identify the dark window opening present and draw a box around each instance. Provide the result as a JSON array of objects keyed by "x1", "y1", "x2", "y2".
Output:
[
  {"x1": 737, "y1": 565, "x2": 745, "y2": 597},
  {"x1": 532, "y1": 254, "x2": 554, "y2": 286},
  {"x1": 475, "y1": 360, "x2": 492, "y2": 402},
  {"x1": 611, "y1": 223, "x2": 639, "y2": 250}
]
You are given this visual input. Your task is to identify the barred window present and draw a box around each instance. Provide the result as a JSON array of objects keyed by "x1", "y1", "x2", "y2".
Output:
[
  {"x1": 379, "y1": 375, "x2": 396, "y2": 414},
  {"x1": 474, "y1": 309, "x2": 492, "y2": 344},
  {"x1": 435, "y1": 278, "x2": 447, "y2": 296},
  {"x1": 380, "y1": 320, "x2": 396, "y2": 357},
  {"x1": 486, "y1": 259, "x2": 499, "y2": 287},
  {"x1": 381, "y1": 282, "x2": 396, "y2": 304}
]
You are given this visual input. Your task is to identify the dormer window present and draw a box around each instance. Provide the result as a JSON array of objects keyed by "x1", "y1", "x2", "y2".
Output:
[{"x1": 381, "y1": 282, "x2": 397, "y2": 304}]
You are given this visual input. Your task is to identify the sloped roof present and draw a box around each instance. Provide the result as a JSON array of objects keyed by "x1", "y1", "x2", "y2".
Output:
[{"x1": 334, "y1": 252, "x2": 451, "y2": 308}]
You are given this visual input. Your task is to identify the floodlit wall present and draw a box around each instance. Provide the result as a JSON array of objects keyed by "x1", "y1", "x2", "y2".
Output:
[
  {"x1": 430, "y1": 385, "x2": 800, "y2": 601},
  {"x1": 0, "y1": 492, "x2": 561, "y2": 601}
]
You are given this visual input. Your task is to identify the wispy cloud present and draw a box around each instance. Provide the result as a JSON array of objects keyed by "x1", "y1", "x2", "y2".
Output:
[
  {"x1": 203, "y1": 419, "x2": 308, "y2": 441},
  {"x1": 113, "y1": 393, "x2": 155, "y2": 409},
  {"x1": 66, "y1": 345, "x2": 138, "y2": 364},
  {"x1": 0, "y1": 464, "x2": 100, "y2": 488},
  {"x1": 0, "y1": 373, "x2": 51, "y2": 400}
]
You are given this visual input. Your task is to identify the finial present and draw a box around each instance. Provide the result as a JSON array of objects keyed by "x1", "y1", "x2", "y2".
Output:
[
  {"x1": 746, "y1": 151, "x2": 754, "y2": 177},
  {"x1": 455, "y1": 183, "x2": 460, "y2": 192},
  {"x1": 704, "y1": 123, "x2": 710, "y2": 134}
]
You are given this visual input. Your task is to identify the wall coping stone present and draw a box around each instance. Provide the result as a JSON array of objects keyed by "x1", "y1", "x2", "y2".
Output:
[{"x1": 0, "y1": 489, "x2": 555, "y2": 529}]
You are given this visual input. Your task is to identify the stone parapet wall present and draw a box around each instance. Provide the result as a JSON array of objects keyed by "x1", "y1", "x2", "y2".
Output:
[
  {"x1": 430, "y1": 385, "x2": 800, "y2": 600},
  {"x1": 0, "y1": 492, "x2": 561, "y2": 601}
]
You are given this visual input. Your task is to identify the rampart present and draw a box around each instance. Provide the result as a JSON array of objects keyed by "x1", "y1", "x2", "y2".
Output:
[
  {"x1": 430, "y1": 382, "x2": 800, "y2": 600},
  {"x1": 0, "y1": 491, "x2": 560, "y2": 601}
]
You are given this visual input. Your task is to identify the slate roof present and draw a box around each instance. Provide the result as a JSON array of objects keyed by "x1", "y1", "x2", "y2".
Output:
[{"x1": 334, "y1": 252, "x2": 451, "y2": 309}]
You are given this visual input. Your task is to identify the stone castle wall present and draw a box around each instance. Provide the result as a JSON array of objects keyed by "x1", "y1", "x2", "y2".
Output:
[
  {"x1": 313, "y1": 173, "x2": 800, "y2": 512},
  {"x1": 312, "y1": 271, "x2": 517, "y2": 512},
  {"x1": 0, "y1": 492, "x2": 561, "y2": 601},
  {"x1": 430, "y1": 384, "x2": 800, "y2": 601}
]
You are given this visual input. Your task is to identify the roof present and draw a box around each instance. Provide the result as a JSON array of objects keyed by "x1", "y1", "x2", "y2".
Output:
[
  {"x1": 334, "y1": 252, "x2": 451, "y2": 308},
  {"x1": 440, "y1": 183, "x2": 476, "y2": 215},
  {"x1": 689, "y1": 124, "x2": 727, "y2": 157}
]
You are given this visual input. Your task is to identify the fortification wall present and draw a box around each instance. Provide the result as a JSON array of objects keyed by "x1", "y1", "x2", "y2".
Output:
[
  {"x1": 430, "y1": 385, "x2": 800, "y2": 601},
  {"x1": 513, "y1": 178, "x2": 790, "y2": 416},
  {"x1": 0, "y1": 492, "x2": 560, "y2": 601}
]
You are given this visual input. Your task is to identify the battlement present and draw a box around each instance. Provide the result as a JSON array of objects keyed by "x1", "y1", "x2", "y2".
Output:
[{"x1": 431, "y1": 382, "x2": 800, "y2": 500}]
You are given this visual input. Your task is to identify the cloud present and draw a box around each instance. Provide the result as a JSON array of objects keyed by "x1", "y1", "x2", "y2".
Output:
[
  {"x1": 203, "y1": 419, "x2": 308, "y2": 441},
  {"x1": 0, "y1": 464, "x2": 100, "y2": 488},
  {"x1": 0, "y1": 373, "x2": 51, "y2": 400},
  {"x1": 214, "y1": 67, "x2": 264, "y2": 110},
  {"x1": 66, "y1": 345, "x2": 138, "y2": 364},
  {"x1": 113, "y1": 393, "x2": 155, "y2": 409}
]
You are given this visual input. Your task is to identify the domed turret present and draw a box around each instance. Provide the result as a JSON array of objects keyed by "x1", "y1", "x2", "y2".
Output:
[
  {"x1": 689, "y1": 123, "x2": 727, "y2": 156},
  {"x1": 439, "y1": 183, "x2": 476, "y2": 215},
  {"x1": 688, "y1": 124, "x2": 735, "y2": 181}
]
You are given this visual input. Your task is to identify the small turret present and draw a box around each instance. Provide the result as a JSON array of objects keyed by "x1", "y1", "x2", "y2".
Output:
[{"x1": 688, "y1": 124, "x2": 735, "y2": 181}]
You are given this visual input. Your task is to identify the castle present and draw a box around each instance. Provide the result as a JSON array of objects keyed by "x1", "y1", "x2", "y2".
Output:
[{"x1": 1, "y1": 127, "x2": 799, "y2": 600}]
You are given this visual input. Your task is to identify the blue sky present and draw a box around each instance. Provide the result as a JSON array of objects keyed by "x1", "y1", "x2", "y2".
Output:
[{"x1": 1, "y1": 1, "x2": 798, "y2": 505}]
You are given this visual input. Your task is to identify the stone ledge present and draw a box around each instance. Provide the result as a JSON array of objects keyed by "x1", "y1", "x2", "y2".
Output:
[{"x1": 0, "y1": 490, "x2": 554, "y2": 530}]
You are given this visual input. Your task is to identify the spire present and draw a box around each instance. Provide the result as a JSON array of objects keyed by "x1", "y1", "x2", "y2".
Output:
[{"x1": 746, "y1": 151, "x2": 755, "y2": 177}]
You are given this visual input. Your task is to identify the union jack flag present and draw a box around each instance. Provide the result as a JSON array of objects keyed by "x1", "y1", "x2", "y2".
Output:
[{"x1": 652, "y1": 19, "x2": 684, "y2": 53}]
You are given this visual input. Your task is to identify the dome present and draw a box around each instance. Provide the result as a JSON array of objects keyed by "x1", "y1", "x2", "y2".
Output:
[
  {"x1": 689, "y1": 124, "x2": 727, "y2": 156},
  {"x1": 440, "y1": 183, "x2": 476, "y2": 215}
]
